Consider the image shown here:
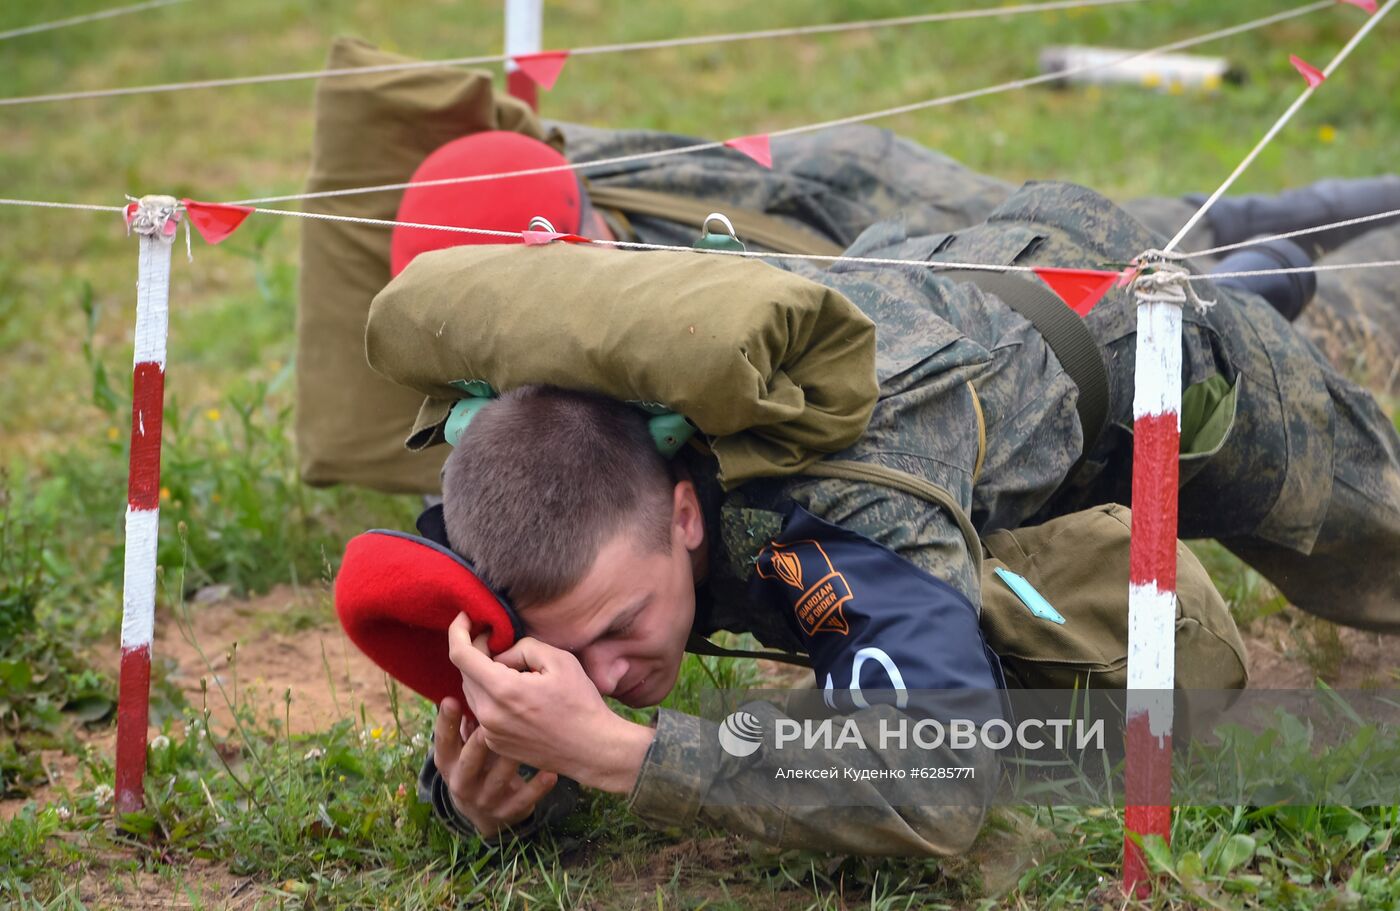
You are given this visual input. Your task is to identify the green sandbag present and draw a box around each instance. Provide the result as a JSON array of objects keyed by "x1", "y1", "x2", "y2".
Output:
[
  {"x1": 980, "y1": 504, "x2": 1248, "y2": 690},
  {"x1": 365, "y1": 243, "x2": 880, "y2": 488},
  {"x1": 295, "y1": 37, "x2": 561, "y2": 494}
]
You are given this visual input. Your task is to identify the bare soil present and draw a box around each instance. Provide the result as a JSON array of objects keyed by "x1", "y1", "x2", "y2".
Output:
[
  {"x1": 122, "y1": 584, "x2": 398, "y2": 736},
  {"x1": 2, "y1": 585, "x2": 398, "y2": 824},
  {"x1": 68, "y1": 855, "x2": 260, "y2": 911},
  {"x1": 1237, "y1": 614, "x2": 1399, "y2": 690}
]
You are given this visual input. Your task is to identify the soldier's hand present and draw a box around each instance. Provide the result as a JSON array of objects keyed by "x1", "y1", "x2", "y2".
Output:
[
  {"x1": 434, "y1": 696, "x2": 559, "y2": 840},
  {"x1": 448, "y1": 613, "x2": 655, "y2": 793}
]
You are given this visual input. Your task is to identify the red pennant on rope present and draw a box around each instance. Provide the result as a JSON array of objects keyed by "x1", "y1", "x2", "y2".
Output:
[
  {"x1": 725, "y1": 134, "x2": 773, "y2": 168},
  {"x1": 1339, "y1": 0, "x2": 1377, "y2": 14},
  {"x1": 124, "y1": 202, "x2": 139, "y2": 227},
  {"x1": 1034, "y1": 267, "x2": 1119, "y2": 315},
  {"x1": 522, "y1": 231, "x2": 591, "y2": 246},
  {"x1": 511, "y1": 51, "x2": 570, "y2": 90},
  {"x1": 181, "y1": 199, "x2": 254, "y2": 245},
  {"x1": 1289, "y1": 55, "x2": 1326, "y2": 88}
]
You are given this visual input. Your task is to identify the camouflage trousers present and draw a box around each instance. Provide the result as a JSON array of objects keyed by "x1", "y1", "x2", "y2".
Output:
[
  {"x1": 1005, "y1": 185, "x2": 1400, "y2": 634},
  {"x1": 1125, "y1": 195, "x2": 1400, "y2": 398}
]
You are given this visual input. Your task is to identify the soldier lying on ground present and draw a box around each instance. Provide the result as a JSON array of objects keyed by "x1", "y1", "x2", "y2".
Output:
[
  {"x1": 297, "y1": 38, "x2": 1400, "y2": 496},
  {"x1": 359, "y1": 164, "x2": 1400, "y2": 854},
  {"x1": 301, "y1": 43, "x2": 1400, "y2": 854}
]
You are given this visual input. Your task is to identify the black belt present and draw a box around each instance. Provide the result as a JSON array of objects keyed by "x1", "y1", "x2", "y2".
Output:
[{"x1": 939, "y1": 270, "x2": 1110, "y2": 454}]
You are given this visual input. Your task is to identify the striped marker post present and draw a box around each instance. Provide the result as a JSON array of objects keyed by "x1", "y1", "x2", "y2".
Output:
[
  {"x1": 504, "y1": 0, "x2": 543, "y2": 111},
  {"x1": 1122, "y1": 274, "x2": 1182, "y2": 895},
  {"x1": 114, "y1": 195, "x2": 179, "y2": 816}
]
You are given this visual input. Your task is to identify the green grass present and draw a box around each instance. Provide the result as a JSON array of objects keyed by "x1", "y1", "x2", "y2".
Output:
[{"x1": 2, "y1": 0, "x2": 1399, "y2": 907}]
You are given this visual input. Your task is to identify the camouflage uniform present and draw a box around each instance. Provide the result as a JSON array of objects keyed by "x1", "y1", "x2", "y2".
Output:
[
  {"x1": 1125, "y1": 195, "x2": 1400, "y2": 398},
  {"x1": 421, "y1": 126, "x2": 1400, "y2": 855},
  {"x1": 566, "y1": 124, "x2": 1400, "y2": 400},
  {"x1": 559, "y1": 122, "x2": 1016, "y2": 249}
]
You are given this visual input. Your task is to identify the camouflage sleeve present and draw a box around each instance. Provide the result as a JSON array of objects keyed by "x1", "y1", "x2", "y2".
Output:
[
  {"x1": 785, "y1": 475, "x2": 979, "y2": 606},
  {"x1": 627, "y1": 703, "x2": 996, "y2": 856},
  {"x1": 416, "y1": 739, "x2": 581, "y2": 844}
]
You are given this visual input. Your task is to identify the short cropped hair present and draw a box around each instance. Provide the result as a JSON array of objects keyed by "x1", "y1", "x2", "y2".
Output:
[{"x1": 441, "y1": 385, "x2": 675, "y2": 608}]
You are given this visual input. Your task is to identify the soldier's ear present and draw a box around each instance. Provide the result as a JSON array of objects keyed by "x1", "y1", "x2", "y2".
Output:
[{"x1": 672, "y1": 480, "x2": 704, "y2": 552}]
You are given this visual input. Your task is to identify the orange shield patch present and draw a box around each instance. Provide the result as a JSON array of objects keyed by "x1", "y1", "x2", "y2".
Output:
[{"x1": 756, "y1": 539, "x2": 854, "y2": 637}]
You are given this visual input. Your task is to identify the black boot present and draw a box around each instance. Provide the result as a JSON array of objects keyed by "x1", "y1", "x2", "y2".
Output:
[
  {"x1": 1189, "y1": 176, "x2": 1400, "y2": 257},
  {"x1": 1210, "y1": 238, "x2": 1316, "y2": 322}
]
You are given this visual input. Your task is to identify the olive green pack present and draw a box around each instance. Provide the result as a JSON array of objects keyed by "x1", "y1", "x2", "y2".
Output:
[
  {"x1": 365, "y1": 242, "x2": 880, "y2": 489},
  {"x1": 295, "y1": 38, "x2": 561, "y2": 494},
  {"x1": 979, "y1": 503, "x2": 1248, "y2": 690}
]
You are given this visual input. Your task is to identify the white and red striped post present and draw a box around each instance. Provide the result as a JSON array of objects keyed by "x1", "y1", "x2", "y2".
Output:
[
  {"x1": 1122, "y1": 269, "x2": 1183, "y2": 895},
  {"x1": 504, "y1": 0, "x2": 543, "y2": 111},
  {"x1": 114, "y1": 195, "x2": 179, "y2": 816}
]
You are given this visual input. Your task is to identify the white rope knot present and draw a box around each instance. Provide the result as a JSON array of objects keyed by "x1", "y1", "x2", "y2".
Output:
[
  {"x1": 125, "y1": 194, "x2": 181, "y2": 241},
  {"x1": 1127, "y1": 251, "x2": 1216, "y2": 313}
]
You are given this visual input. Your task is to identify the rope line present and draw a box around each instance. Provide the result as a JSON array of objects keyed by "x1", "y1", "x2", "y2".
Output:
[
  {"x1": 1176, "y1": 206, "x2": 1400, "y2": 259},
  {"x1": 247, "y1": 204, "x2": 1044, "y2": 271},
  {"x1": 1188, "y1": 258, "x2": 1400, "y2": 280},
  {"x1": 1163, "y1": 0, "x2": 1398, "y2": 254},
  {"x1": 233, "y1": 0, "x2": 1331, "y2": 207},
  {"x1": 0, "y1": 197, "x2": 126, "y2": 213},
  {"x1": 0, "y1": 0, "x2": 1151, "y2": 108},
  {"x1": 0, "y1": 0, "x2": 187, "y2": 43},
  {"x1": 1, "y1": 195, "x2": 1394, "y2": 282},
  {"x1": 245, "y1": 203, "x2": 1400, "y2": 279}
]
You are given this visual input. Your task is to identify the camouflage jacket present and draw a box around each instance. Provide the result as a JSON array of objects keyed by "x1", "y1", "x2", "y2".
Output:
[
  {"x1": 557, "y1": 122, "x2": 1015, "y2": 250},
  {"x1": 420, "y1": 137, "x2": 1340, "y2": 857}
]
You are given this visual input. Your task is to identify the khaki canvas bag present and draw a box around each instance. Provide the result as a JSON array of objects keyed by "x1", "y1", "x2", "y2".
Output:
[
  {"x1": 366, "y1": 243, "x2": 880, "y2": 488},
  {"x1": 980, "y1": 504, "x2": 1248, "y2": 690},
  {"x1": 295, "y1": 38, "x2": 560, "y2": 494}
]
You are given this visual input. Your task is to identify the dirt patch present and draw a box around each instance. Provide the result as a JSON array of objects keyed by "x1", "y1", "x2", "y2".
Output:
[
  {"x1": 595, "y1": 834, "x2": 750, "y2": 905},
  {"x1": 155, "y1": 585, "x2": 403, "y2": 735},
  {"x1": 1239, "y1": 614, "x2": 1400, "y2": 690},
  {"x1": 3, "y1": 587, "x2": 404, "y2": 822},
  {"x1": 69, "y1": 852, "x2": 260, "y2": 911},
  {"x1": 0, "y1": 743, "x2": 92, "y2": 822},
  {"x1": 83, "y1": 584, "x2": 403, "y2": 739}
]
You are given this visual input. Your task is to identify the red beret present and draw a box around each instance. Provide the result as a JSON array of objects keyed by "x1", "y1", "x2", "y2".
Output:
[
  {"x1": 334, "y1": 529, "x2": 522, "y2": 709},
  {"x1": 390, "y1": 131, "x2": 582, "y2": 277}
]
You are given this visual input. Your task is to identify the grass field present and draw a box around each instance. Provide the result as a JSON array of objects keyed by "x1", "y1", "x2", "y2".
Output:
[{"x1": 2, "y1": 0, "x2": 1399, "y2": 907}]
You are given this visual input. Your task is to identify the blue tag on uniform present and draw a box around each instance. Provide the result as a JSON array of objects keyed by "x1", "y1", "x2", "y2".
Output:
[{"x1": 993, "y1": 567, "x2": 1066, "y2": 624}]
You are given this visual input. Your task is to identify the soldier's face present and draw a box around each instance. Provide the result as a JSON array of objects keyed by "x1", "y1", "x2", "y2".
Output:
[{"x1": 518, "y1": 483, "x2": 705, "y2": 709}]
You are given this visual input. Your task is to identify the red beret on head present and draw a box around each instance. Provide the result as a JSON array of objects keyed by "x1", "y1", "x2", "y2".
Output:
[
  {"x1": 389, "y1": 131, "x2": 581, "y2": 277},
  {"x1": 334, "y1": 529, "x2": 522, "y2": 709}
]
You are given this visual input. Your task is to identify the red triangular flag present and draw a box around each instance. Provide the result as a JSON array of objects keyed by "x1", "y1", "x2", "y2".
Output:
[
  {"x1": 1340, "y1": 0, "x2": 1377, "y2": 13},
  {"x1": 1290, "y1": 55, "x2": 1326, "y2": 88},
  {"x1": 512, "y1": 51, "x2": 569, "y2": 91},
  {"x1": 724, "y1": 134, "x2": 773, "y2": 169},
  {"x1": 521, "y1": 231, "x2": 591, "y2": 246},
  {"x1": 181, "y1": 199, "x2": 254, "y2": 245},
  {"x1": 124, "y1": 202, "x2": 139, "y2": 227},
  {"x1": 1034, "y1": 267, "x2": 1119, "y2": 316}
]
